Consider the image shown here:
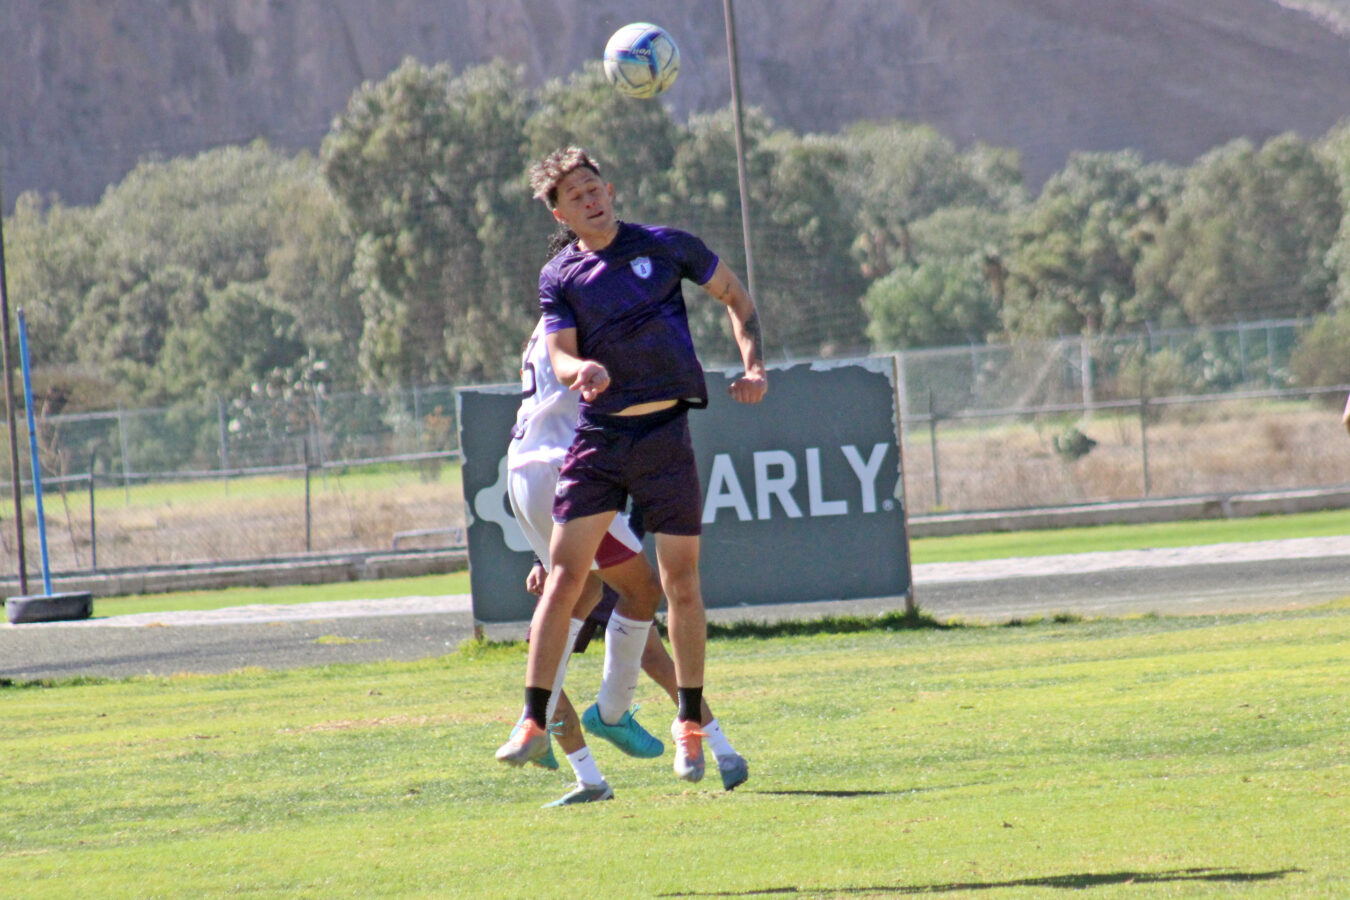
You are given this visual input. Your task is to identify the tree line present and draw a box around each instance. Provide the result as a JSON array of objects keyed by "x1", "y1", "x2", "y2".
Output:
[{"x1": 7, "y1": 57, "x2": 1350, "y2": 415}]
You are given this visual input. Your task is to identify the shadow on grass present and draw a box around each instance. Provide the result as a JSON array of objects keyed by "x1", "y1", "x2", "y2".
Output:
[
  {"x1": 705, "y1": 609, "x2": 953, "y2": 640},
  {"x1": 657, "y1": 866, "x2": 1303, "y2": 896},
  {"x1": 754, "y1": 782, "x2": 978, "y2": 799},
  {"x1": 458, "y1": 607, "x2": 1070, "y2": 649},
  {"x1": 755, "y1": 789, "x2": 901, "y2": 798}
]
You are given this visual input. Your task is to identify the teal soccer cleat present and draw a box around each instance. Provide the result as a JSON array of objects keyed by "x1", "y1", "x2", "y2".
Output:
[
  {"x1": 531, "y1": 738, "x2": 559, "y2": 771},
  {"x1": 582, "y1": 703, "x2": 664, "y2": 758}
]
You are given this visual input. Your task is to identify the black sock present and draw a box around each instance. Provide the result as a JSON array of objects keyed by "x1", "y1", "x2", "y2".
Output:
[
  {"x1": 677, "y1": 686, "x2": 703, "y2": 723},
  {"x1": 525, "y1": 687, "x2": 551, "y2": 728}
]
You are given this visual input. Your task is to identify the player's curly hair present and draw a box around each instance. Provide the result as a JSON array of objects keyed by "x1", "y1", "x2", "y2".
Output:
[
  {"x1": 528, "y1": 147, "x2": 602, "y2": 208},
  {"x1": 546, "y1": 225, "x2": 577, "y2": 255}
]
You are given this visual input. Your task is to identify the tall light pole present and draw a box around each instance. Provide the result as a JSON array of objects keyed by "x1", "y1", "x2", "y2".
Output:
[
  {"x1": 0, "y1": 168, "x2": 29, "y2": 595},
  {"x1": 722, "y1": 0, "x2": 758, "y2": 307}
]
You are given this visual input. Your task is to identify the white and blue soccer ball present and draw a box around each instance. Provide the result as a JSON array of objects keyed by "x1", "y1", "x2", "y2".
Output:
[{"x1": 603, "y1": 22, "x2": 680, "y2": 99}]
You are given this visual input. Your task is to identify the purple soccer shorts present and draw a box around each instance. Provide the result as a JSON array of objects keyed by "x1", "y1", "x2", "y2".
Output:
[{"x1": 553, "y1": 405, "x2": 702, "y2": 537}]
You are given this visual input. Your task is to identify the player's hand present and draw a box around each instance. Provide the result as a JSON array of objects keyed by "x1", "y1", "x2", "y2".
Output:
[
  {"x1": 571, "y1": 361, "x2": 610, "y2": 402},
  {"x1": 729, "y1": 370, "x2": 767, "y2": 404},
  {"x1": 525, "y1": 562, "x2": 546, "y2": 596}
]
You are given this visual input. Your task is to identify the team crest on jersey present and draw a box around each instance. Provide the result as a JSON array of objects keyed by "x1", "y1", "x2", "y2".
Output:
[{"x1": 630, "y1": 256, "x2": 653, "y2": 279}]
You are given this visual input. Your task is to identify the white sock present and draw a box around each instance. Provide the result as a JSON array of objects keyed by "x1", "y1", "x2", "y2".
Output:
[
  {"x1": 567, "y1": 746, "x2": 605, "y2": 786},
  {"x1": 544, "y1": 618, "x2": 584, "y2": 724},
  {"x1": 703, "y1": 717, "x2": 738, "y2": 762},
  {"x1": 596, "y1": 612, "x2": 651, "y2": 723}
]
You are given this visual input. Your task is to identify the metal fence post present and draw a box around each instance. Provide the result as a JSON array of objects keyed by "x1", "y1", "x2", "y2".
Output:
[
  {"x1": 1265, "y1": 323, "x2": 1277, "y2": 386},
  {"x1": 413, "y1": 382, "x2": 423, "y2": 447},
  {"x1": 1139, "y1": 395, "x2": 1151, "y2": 498},
  {"x1": 928, "y1": 388, "x2": 942, "y2": 510},
  {"x1": 1081, "y1": 333, "x2": 1094, "y2": 418},
  {"x1": 1237, "y1": 321, "x2": 1248, "y2": 382},
  {"x1": 1138, "y1": 336, "x2": 1151, "y2": 498},
  {"x1": 217, "y1": 394, "x2": 230, "y2": 495},
  {"x1": 303, "y1": 436, "x2": 312, "y2": 553},
  {"x1": 87, "y1": 466, "x2": 97, "y2": 571},
  {"x1": 116, "y1": 402, "x2": 132, "y2": 504}
]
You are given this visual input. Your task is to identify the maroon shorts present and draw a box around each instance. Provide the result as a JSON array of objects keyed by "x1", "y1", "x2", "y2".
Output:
[{"x1": 553, "y1": 405, "x2": 702, "y2": 536}]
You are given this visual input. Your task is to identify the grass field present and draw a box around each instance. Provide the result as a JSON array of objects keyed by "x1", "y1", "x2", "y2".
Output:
[{"x1": 3, "y1": 601, "x2": 1347, "y2": 898}]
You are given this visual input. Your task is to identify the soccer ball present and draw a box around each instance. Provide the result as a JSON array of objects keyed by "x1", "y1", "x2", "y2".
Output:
[{"x1": 603, "y1": 22, "x2": 680, "y2": 99}]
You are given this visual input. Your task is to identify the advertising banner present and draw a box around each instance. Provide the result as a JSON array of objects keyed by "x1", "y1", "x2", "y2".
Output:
[{"x1": 458, "y1": 359, "x2": 911, "y2": 624}]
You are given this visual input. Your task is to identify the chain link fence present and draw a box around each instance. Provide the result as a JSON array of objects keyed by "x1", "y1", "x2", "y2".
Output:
[
  {"x1": 2, "y1": 319, "x2": 1348, "y2": 579},
  {"x1": 894, "y1": 320, "x2": 1350, "y2": 511}
]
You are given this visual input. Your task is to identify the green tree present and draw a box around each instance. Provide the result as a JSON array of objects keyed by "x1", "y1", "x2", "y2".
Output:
[
  {"x1": 153, "y1": 282, "x2": 306, "y2": 400},
  {"x1": 88, "y1": 141, "x2": 310, "y2": 288},
  {"x1": 1289, "y1": 306, "x2": 1350, "y2": 391},
  {"x1": 523, "y1": 63, "x2": 681, "y2": 222},
  {"x1": 1314, "y1": 121, "x2": 1350, "y2": 313},
  {"x1": 321, "y1": 58, "x2": 535, "y2": 387},
  {"x1": 1135, "y1": 134, "x2": 1340, "y2": 325},
  {"x1": 662, "y1": 111, "x2": 867, "y2": 359},
  {"x1": 857, "y1": 205, "x2": 1009, "y2": 352},
  {"x1": 864, "y1": 258, "x2": 998, "y2": 349},
  {"x1": 1002, "y1": 150, "x2": 1180, "y2": 338},
  {"x1": 12, "y1": 141, "x2": 349, "y2": 407},
  {"x1": 3, "y1": 193, "x2": 100, "y2": 372},
  {"x1": 660, "y1": 107, "x2": 773, "y2": 359},
  {"x1": 838, "y1": 121, "x2": 1024, "y2": 280},
  {"x1": 753, "y1": 130, "x2": 869, "y2": 356},
  {"x1": 71, "y1": 264, "x2": 210, "y2": 400},
  {"x1": 263, "y1": 164, "x2": 363, "y2": 389}
]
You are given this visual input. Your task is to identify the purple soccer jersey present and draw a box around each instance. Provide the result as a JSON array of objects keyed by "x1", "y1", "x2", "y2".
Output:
[{"x1": 539, "y1": 222, "x2": 718, "y2": 416}]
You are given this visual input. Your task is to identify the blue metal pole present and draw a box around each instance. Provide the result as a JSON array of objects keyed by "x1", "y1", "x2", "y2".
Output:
[{"x1": 17, "y1": 308, "x2": 52, "y2": 596}]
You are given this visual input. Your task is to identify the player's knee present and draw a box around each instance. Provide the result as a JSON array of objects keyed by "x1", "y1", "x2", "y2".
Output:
[
  {"x1": 662, "y1": 571, "x2": 702, "y2": 608},
  {"x1": 545, "y1": 563, "x2": 590, "y2": 596},
  {"x1": 629, "y1": 575, "x2": 664, "y2": 617}
]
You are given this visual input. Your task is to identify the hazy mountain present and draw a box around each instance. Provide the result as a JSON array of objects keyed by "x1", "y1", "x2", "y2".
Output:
[{"x1": 4, "y1": 0, "x2": 1350, "y2": 209}]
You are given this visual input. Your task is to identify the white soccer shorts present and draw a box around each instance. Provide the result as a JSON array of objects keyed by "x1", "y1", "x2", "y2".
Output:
[{"x1": 507, "y1": 461, "x2": 643, "y2": 570}]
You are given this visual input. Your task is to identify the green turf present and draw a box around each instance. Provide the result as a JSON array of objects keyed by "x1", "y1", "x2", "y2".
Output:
[
  {"x1": 3, "y1": 605, "x2": 1347, "y2": 898},
  {"x1": 908, "y1": 507, "x2": 1350, "y2": 562},
  {"x1": 92, "y1": 571, "x2": 473, "y2": 617},
  {"x1": 64, "y1": 461, "x2": 464, "y2": 509}
]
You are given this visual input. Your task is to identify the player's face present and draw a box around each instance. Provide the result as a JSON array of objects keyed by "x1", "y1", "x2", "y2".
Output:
[{"x1": 552, "y1": 168, "x2": 616, "y2": 243}]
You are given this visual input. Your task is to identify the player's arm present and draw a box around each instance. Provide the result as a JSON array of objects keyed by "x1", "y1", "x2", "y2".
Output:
[
  {"x1": 703, "y1": 260, "x2": 767, "y2": 404},
  {"x1": 526, "y1": 557, "x2": 546, "y2": 595},
  {"x1": 545, "y1": 326, "x2": 610, "y2": 402},
  {"x1": 1342, "y1": 391, "x2": 1350, "y2": 437}
]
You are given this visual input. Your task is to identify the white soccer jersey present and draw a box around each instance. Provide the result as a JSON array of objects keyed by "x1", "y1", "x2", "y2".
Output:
[
  {"x1": 507, "y1": 319, "x2": 579, "y2": 470},
  {"x1": 505, "y1": 318, "x2": 643, "y2": 568}
]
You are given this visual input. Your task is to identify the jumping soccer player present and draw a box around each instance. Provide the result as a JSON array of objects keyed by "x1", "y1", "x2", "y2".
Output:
[
  {"x1": 496, "y1": 147, "x2": 766, "y2": 782},
  {"x1": 503, "y1": 315, "x2": 749, "y2": 804}
]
